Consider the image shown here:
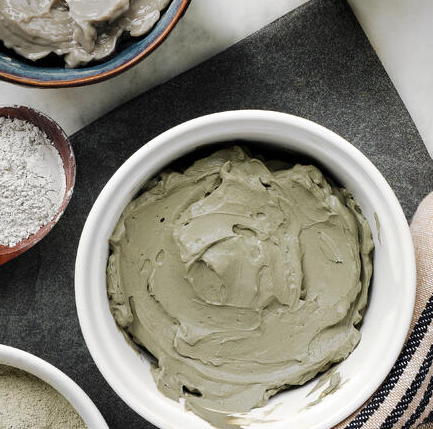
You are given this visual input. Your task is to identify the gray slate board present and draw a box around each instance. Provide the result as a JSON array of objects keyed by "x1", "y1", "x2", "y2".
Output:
[{"x1": 1, "y1": 0, "x2": 432, "y2": 428}]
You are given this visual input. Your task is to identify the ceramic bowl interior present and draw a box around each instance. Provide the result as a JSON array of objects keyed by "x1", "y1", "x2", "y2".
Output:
[
  {"x1": 0, "y1": 0, "x2": 190, "y2": 88},
  {"x1": 0, "y1": 345, "x2": 108, "y2": 428},
  {"x1": 0, "y1": 106, "x2": 75, "y2": 266},
  {"x1": 75, "y1": 111, "x2": 416, "y2": 429}
]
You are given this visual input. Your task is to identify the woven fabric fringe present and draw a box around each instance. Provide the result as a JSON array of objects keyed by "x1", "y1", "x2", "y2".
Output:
[{"x1": 333, "y1": 192, "x2": 433, "y2": 428}]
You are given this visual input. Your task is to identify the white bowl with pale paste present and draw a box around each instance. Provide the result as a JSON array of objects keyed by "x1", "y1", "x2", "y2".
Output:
[
  {"x1": 0, "y1": 345, "x2": 108, "y2": 429},
  {"x1": 75, "y1": 110, "x2": 416, "y2": 429}
]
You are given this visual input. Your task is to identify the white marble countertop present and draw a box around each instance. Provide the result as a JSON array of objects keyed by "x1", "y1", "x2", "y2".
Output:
[
  {"x1": 1, "y1": 0, "x2": 432, "y2": 158},
  {"x1": 348, "y1": 0, "x2": 433, "y2": 158},
  {"x1": 0, "y1": 0, "x2": 306, "y2": 136}
]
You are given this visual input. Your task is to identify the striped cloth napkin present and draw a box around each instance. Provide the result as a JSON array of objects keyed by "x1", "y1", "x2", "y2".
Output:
[{"x1": 334, "y1": 192, "x2": 433, "y2": 429}]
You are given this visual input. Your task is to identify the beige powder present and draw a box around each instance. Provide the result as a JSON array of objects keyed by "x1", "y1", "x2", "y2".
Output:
[{"x1": 0, "y1": 364, "x2": 87, "y2": 429}]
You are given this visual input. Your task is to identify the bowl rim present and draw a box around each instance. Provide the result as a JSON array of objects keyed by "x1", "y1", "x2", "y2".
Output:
[
  {"x1": 75, "y1": 110, "x2": 416, "y2": 429},
  {"x1": 0, "y1": 105, "x2": 76, "y2": 265},
  {"x1": 0, "y1": 345, "x2": 108, "y2": 428},
  {"x1": 0, "y1": 0, "x2": 191, "y2": 88}
]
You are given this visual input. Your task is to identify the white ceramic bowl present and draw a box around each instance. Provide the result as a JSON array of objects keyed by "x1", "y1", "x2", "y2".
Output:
[
  {"x1": 0, "y1": 345, "x2": 108, "y2": 428},
  {"x1": 75, "y1": 110, "x2": 416, "y2": 429}
]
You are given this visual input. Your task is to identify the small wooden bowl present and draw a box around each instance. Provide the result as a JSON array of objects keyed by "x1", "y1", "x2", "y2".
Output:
[{"x1": 0, "y1": 106, "x2": 75, "y2": 265}]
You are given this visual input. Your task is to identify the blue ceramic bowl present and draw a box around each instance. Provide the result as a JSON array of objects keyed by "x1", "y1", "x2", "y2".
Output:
[{"x1": 0, "y1": 0, "x2": 190, "y2": 88}]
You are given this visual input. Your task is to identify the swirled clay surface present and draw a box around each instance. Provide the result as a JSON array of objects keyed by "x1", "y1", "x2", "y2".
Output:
[
  {"x1": 0, "y1": 0, "x2": 171, "y2": 67},
  {"x1": 107, "y1": 146, "x2": 374, "y2": 428}
]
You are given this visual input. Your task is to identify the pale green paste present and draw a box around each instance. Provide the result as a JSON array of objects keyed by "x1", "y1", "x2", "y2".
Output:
[{"x1": 107, "y1": 146, "x2": 374, "y2": 428}]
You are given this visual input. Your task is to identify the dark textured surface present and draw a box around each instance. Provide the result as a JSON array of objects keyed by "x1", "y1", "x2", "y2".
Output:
[{"x1": 1, "y1": 0, "x2": 432, "y2": 428}]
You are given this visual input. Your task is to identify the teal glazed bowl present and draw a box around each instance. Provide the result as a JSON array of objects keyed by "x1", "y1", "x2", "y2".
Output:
[{"x1": 0, "y1": 0, "x2": 190, "y2": 88}]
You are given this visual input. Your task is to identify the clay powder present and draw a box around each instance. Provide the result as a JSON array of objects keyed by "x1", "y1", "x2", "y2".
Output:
[
  {"x1": 0, "y1": 117, "x2": 66, "y2": 247},
  {"x1": 0, "y1": 364, "x2": 87, "y2": 429}
]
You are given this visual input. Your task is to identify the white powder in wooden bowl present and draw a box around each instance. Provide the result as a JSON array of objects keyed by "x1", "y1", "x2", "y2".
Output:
[
  {"x1": 0, "y1": 364, "x2": 87, "y2": 429},
  {"x1": 0, "y1": 117, "x2": 66, "y2": 247}
]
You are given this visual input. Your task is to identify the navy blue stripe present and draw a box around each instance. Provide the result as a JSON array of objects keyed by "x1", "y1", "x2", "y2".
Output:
[
  {"x1": 421, "y1": 407, "x2": 433, "y2": 425},
  {"x1": 379, "y1": 343, "x2": 433, "y2": 428},
  {"x1": 344, "y1": 295, "x2": 433, "y2": 429},
  {"x1": 401, "y1": 373, "x2": 433, "y2": 429}
]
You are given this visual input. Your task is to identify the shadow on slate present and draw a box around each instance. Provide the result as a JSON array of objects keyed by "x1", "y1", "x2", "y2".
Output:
[{"x1": 1, "y1": 0, "x2": 432, "y2": 428}]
